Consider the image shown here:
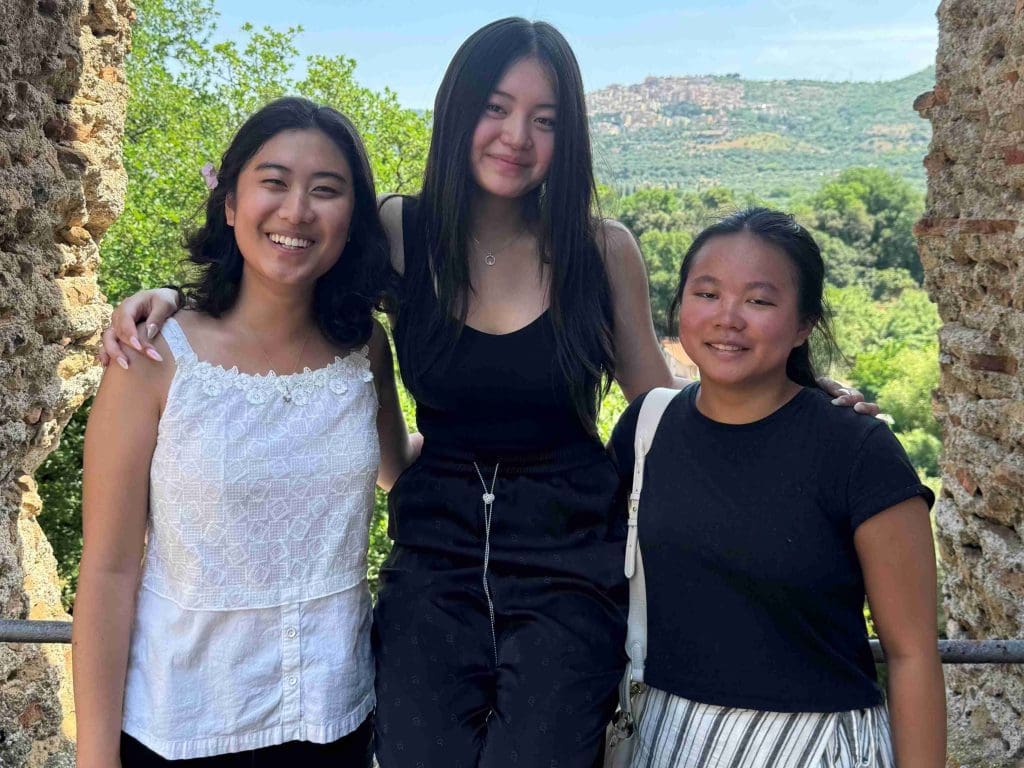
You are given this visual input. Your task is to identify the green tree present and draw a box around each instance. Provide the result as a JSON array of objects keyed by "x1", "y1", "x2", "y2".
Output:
[
  {"x1": 618, "y1": 187, "x2": 682, "y2": 237},
  {"x1": 811, "y1": 167, "x2": 925, "y2": 282},
  {"x1": 876, "y1": 346, "x2": 940, "y2": 435},
  {"x1": 895, "y1": 428, "x2": 942, "y2": 477},
  {"x1": 639, "y1": 229, "x2": 692, "y2": 334}
]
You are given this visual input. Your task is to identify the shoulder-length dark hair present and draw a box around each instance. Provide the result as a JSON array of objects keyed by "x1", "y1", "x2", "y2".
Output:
[
  {"x1": 401, "y1": 17, "x2": 614, "y2": 433},
  {"x1": 184, "y1": 96, "x2": 393, "y2": 349},
  {"x1": 669, "y1": 207, "x2": 841, "y2": 387}
]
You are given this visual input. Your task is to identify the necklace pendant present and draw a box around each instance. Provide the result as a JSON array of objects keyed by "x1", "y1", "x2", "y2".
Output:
[
  {"x1": 482, "y1": 492, "x2": 496, "y2": 505},
  {"x1": 484, "y1": 253, "x2": 496, "y2": 266}
]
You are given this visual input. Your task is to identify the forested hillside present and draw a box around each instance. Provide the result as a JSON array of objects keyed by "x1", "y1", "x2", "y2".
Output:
[{"x1": 588, "y1": 69, "x2": 934, "y2": 197}]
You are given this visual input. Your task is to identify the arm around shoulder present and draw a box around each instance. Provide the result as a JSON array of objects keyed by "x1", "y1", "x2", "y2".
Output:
[
  {"x1": 597, "y1": 219, "x2": 677, "y2": 400},
  {"x1": 368, "y1": 320, "x2": 417, "y2": 491}
]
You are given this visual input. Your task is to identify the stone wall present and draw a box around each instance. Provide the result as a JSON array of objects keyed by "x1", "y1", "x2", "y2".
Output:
[
  {"x1": 915, "y1": 1, "x2": 1024, "y2": 765},
  {"x1": 0, "y1": 0, "x2": 129, "y2": 765}
]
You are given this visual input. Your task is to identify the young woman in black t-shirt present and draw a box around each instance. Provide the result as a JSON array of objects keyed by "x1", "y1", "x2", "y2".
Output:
[{"x1": 611, "y1": 209, "x2": 945, "y2": 768}]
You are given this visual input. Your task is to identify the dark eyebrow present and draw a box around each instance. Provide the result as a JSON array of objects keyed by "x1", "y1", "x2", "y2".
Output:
[
  {"x1": 690, "y1": 275, "x2": 780, "y2": 292},
  {"x1": 491, "y1": 90, "x2": 558, "y2": 110},
  {"x1": 254, "y1": 162, "x2": 348, "y2": 185},
  {"x1": 746, "y1": 281, "x2": 780, "y2": 292}
]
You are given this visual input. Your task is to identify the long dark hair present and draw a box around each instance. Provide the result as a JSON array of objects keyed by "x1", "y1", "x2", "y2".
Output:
[
  {"x1": 669, "y1": 207, "x2": 841, "y2": 387},
  {"x1": 184, "y1": 97, "x2": 393, "y2": 349},
  {"x1": 399, "y1": 17, "x2": 614, "y2": 432}
]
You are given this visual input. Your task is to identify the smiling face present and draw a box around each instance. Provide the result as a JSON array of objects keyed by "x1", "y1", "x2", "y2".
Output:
[
  {"x1": 469, "y1": 56, "x2": 557, "y2": 201},
  {"x1": 225, "y1": 128, "x2": 354, "y2": 290},
  {"x1": 678, "y1": 231, "x2": 814, "y2": 393}
]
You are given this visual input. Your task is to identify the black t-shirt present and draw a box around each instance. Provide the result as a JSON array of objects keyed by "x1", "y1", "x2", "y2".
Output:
[{"x1": 609, "y1": 383, "x2": 934, "y2": 712}]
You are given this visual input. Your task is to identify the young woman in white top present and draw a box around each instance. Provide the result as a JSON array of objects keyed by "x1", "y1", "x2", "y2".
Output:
[{"x1": 72, "y1": 97, "x2": 415, "y2": 767}]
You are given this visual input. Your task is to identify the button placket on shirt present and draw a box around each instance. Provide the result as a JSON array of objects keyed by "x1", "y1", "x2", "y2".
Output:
[{"x1": 280, "y1": 602, "x2": 303, "y2": 740}]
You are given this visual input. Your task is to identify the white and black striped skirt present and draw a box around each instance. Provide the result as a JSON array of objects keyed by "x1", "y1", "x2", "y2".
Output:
[{"x1": 629, "y1": 687, "x2": 894, "y2": 768}]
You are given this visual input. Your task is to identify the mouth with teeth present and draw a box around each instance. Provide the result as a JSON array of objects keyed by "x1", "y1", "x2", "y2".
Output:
[
  {"x1": 706, "y1": 342, "x2": 748, "y2": 353},
  {"x1": 268, "y1": 233, "x2": 314, "y2": 250}
]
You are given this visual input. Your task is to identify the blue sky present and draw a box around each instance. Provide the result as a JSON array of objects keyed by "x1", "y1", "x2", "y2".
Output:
[{"x1": 209, "y1": 0, "x2": 938, "y2": 109}]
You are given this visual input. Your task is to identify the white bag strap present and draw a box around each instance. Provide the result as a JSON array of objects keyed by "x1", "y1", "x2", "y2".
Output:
[{"x1": 622, "y1": 386, "x2": 678, "y2": 694}]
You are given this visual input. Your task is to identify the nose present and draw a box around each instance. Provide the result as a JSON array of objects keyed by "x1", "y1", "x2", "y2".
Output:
[
  {"x1": 714, "y1": 297, "x2": 746, "y2": 330},
  {"x1": 501, "y1": 115, "x2": 533, "y2": 150},
  {"x1": 278, "y1": 188, "x2": 314, "y2": 225}
]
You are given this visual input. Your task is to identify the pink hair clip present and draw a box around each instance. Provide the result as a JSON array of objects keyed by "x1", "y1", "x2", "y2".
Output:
[{"x1": 201, "y1": 162, "x2": 219, "y2": 191}]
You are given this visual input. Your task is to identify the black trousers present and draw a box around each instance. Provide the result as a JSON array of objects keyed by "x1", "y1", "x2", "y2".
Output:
[
  {"x1": 373, "y1": 441, "x2": 628, "y2": 768},
  {"x1": 119, "y1": 717, "x2": 373, "y2": 767}
]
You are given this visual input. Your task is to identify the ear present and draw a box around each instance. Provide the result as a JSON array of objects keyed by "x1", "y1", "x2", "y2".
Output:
[
  {"x1": 224, "y1": 193, "x2": 236, "y2": 227},
  {"x1": 792, "y1": 316, "x2": 816, "y2": 349}
]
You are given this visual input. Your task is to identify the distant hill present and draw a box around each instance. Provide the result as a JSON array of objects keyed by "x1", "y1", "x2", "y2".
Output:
[{"x1": 587, "y1": 68, "x2": 934, "y2": 198}]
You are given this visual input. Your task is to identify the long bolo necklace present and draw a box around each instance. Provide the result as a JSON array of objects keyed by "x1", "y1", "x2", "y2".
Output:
[{"x1": 470, "y1": 225, "x2": 527, "y2": 266}]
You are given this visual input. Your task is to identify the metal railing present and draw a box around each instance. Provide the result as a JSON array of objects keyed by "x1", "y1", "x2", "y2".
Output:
[{"x1": 1, "y1": 620, "x2": 1023, "y2": 664}]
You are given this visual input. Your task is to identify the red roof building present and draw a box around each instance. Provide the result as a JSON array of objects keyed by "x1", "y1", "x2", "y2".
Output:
[{"x1": 660, "y1": 338, "x2": 699, "y2": 381}]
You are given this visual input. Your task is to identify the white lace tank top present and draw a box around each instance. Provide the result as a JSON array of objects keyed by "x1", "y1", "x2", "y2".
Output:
[
  {"x1": 144, "y1": 318, "x2": 380, "y2": 610},
  {"x1": 123, "y1": 318, "x2": 379, "y2": 757}
]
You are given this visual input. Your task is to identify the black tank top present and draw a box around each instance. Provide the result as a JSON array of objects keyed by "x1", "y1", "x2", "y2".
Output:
[{"x1": 393, "y1": 198, "x2": 597, "y2": 455}]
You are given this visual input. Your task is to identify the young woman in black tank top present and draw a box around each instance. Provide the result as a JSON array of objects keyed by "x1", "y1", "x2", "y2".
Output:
[
  {"x1": 370, "y1": 22, "x2": 676, "y2": 767},
  {"x1": 99, "y1": 18, "x2": 872, "y2": 768}
]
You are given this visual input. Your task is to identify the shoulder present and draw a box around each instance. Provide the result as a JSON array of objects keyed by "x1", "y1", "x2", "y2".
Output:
[
  {"x1": 172, "y1": 308, "x2": 206, "y2": 338},
  {"x1": 378, "y1": 194, "x2": 406, "y2": 275},
  {"x1": 596, "y1": 218, "x2": 642, "y2": 264},
  {"x1": 95, "y1": 333, "x2": 174, "y2": 414},
  {"x1": 795, "y1": 388, "x2": 910, "y2": 474},
  {"x1": 800, "y1": 387, "x2": 888, "y2": 442},
  {"x1": 595, "y1": 218, "x2": 647, "y2": 290}
]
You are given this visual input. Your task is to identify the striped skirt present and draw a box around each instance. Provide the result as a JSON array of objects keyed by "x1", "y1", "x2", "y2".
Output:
[{"x1": 629, "y1": 687, "x2": 894, "y2": 768}]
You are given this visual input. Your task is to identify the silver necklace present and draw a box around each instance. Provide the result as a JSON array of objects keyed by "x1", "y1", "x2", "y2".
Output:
[
  {"x1": 239, "y1": 322, "x2": 314, "y2": 403},
  {"x1": 470, "y1": 227, "x2": 526, "y2": 266}
]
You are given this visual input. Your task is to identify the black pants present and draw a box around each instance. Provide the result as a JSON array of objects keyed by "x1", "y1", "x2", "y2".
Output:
[
  {"x1": 120, "y1": 717, "x2": 373, "y2": 767},
  {"x1": 373, "y1": 441, "x2": 628, "y2": 768}
]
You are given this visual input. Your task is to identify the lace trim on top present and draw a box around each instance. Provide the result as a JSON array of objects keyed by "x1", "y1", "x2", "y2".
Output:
[{"x1": 162, "y1": 318, "x2": 373, "y2": 406}]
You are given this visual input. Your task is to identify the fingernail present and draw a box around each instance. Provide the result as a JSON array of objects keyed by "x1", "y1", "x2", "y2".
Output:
[
  {"x1": 146, "y1": 323, "x2": 160, "y2": 340},
  {"x1": 831, "y1": 397, "x2": 842, "y2": 405},
  {"x1": 130, "y1": 336, "x2": 143, "y2": 351},
  {"x1": 146, "y1": 348, "x2": 163, "y2": 362},
  {"x1": 117, "y1": 357, "x2": 129, "y2": 370}
]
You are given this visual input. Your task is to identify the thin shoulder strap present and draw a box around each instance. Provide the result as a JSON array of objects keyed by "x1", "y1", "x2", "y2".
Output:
[
  {"x1": 623, "y1": 386, "x2": 678, "y2": 687},
  {"x1": 399, "y1": 195, "x2": 418, "y2": 274},
  {"x1": 160, "y1": 317, "x2": 195, "y2": 362}
]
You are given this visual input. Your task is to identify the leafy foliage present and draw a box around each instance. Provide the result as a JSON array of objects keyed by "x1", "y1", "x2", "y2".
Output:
[{"x1": 638, "y1": 230, "x2": 692, "y2": 334}]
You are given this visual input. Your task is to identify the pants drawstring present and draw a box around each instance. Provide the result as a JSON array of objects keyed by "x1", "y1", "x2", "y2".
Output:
[{"x1": 474, "y1": 461, "x2": 500, "y2": 668}]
